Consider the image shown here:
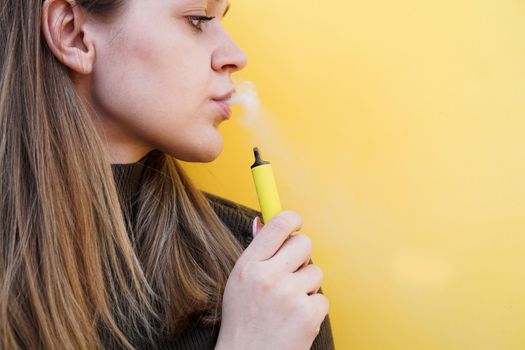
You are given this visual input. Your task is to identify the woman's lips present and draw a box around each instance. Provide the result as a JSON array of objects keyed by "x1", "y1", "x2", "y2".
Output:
[
  {"x1": 214, "y1": 100, "x2": 232, "y2": 119},
  {"x1": 213, "y1": 100, "x2": 232, "y2": 119},
  {"x1": 213, "y1": 90, "x2": 235, "y2": 101},
  {"x1": 212, "y1": 89, "x2": 235, "y2": 119}
]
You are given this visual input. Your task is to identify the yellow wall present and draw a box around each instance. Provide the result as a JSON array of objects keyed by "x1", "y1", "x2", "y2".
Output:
[{"x1": 182, "y1": 0, "x2": 525, "y2": 348}]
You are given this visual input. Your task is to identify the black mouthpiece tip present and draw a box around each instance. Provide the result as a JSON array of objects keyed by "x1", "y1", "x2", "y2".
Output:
[{"x1": 251, "y1": 146, "x2": 269, "y2": 168}]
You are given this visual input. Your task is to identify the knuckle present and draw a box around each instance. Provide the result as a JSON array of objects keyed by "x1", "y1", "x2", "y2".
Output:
[
  {"x1": 269, "y1": 211, "x2": 302, "y2": 232},
  {"x1": 266, "y1": 215, "x2": 290, "y2": 233},
  {"x1": 305, "y1": 295, "x2": 329, "y2": 321},
  {"x1": 295, "y1": 234, "x2": 313, "y2": 253},
  {"x1": 285, "y1": 210, "x2": 302, "y2": 223},
  {"x1": 311, "y1": 264, "x2": 323, "y2": 281},
  {"x1": 257, "y1": 271, "x2": 276, "y2": 294},
  {"x1": 291, "y1": 298, "x2": 312, "y2": 318},
  {"x1": 287, "y1": 211, "x2": 303, "y2": 229},
  {"x1": 304, "y1": 264, "x2": 323, "y2": 287},
  {"x1": 319, "y1": 294, "x2": 330, "y2": 315}
]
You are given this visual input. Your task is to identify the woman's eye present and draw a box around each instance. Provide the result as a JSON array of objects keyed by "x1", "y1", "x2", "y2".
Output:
[{"x1": 187, "y1": 16, "x2": 215, "y2": 32}]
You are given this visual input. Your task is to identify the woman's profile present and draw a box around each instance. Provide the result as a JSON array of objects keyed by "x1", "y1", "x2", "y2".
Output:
[{"x1": 0, "y1": 0, "x2": 335, "y2": 349}]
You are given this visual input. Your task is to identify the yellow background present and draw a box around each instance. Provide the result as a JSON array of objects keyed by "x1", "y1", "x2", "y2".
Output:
[{"x1": 182, "y1": 0, "x2": 525, "y2": 348}]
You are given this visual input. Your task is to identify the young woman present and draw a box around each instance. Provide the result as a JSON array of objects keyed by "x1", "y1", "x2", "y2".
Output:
[{"x1": 0, "y1": 0, "x2": 334, "y2": 349}]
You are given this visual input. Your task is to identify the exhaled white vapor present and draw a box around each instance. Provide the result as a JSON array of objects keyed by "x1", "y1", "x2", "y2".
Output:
[{"x1": 226, "y1": 78, "x2": 261, "y2": 126}]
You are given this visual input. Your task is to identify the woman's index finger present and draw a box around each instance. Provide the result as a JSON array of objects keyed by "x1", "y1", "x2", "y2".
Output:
[{"x1": 244, "y1": 211, "x2": 303, "y2": 261}]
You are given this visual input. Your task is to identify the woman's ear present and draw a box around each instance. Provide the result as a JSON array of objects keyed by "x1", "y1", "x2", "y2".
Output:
[{"x1": 41, "y1": 0, "x2": 95, "y2": 75}]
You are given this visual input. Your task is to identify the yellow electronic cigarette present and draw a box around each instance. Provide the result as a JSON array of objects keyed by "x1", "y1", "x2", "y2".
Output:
[{"x1": 251, "y1": 147, "x2": 282, "y2": 224}]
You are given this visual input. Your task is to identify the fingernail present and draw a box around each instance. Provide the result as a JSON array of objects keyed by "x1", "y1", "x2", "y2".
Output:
[{"x1": 252, "y1": 216, "x2": 259, "y2": 237}]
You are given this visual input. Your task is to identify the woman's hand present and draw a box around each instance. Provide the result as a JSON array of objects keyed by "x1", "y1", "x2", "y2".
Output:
[{"x1": 215, "y1": 211, "x2": 329, "y2": 350}]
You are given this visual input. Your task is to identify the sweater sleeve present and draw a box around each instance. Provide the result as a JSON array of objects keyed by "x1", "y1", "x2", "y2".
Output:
[{"x1": 204, "y1": 192, "x2": 336, "y2": 350}]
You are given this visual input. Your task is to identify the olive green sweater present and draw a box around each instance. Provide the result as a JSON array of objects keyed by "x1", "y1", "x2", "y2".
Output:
[{"x1": 111, "y1": 154, "x2": 335, "y2": 350}]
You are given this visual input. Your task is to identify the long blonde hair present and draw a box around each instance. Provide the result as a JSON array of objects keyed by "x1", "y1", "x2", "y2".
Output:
[{"x1": 0, "y1": 1, "x2": 244, "y2": 348}]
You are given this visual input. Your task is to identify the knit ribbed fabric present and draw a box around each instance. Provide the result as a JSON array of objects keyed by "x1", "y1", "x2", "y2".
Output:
[{"x1": 111, "y1": 153, "x2": 335, "y2": 350}]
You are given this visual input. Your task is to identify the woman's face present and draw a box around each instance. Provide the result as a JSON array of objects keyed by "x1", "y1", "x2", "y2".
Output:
[{"x1": 85, "y1": 0, "x2": 247, "y2": 163}]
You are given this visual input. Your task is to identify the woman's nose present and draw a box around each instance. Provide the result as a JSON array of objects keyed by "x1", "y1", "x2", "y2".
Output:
[{"x1": 211, "y1": 36, "x2": 248, "y2": 74}]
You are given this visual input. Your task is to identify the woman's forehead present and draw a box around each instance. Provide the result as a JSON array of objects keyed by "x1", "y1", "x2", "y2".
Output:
[{"x1": 177, "y1": 0, "x2": 228, "y2": 8}]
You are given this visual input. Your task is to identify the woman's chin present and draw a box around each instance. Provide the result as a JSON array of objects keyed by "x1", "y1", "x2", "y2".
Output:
[
  {"x1": 194, "y1": 146, "x2": 223, "y2": 162},
  {"x1": 167, "y1": 137, "x2": 224, "y2": 163}
]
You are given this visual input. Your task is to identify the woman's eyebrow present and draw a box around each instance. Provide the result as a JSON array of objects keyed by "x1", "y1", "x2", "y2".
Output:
[
  {"x1": 222, "y1": 2, "x2": 231, "y2": 17},
  {"x1": 206, "y1": 0, "x2": 230, "y2": 17}
]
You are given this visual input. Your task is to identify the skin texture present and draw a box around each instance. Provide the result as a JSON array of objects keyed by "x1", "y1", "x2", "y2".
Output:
[
  {"x1": 41, "y1": 2, "x2": 329, "y2": 349},
  {"x1": 42, "y1": 0, "x2": 247, "y2": 163}
]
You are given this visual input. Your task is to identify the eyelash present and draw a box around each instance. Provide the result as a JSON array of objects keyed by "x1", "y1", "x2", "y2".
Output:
[{"x1": 186, "y1": 16, "x2": 215, "y2": 32}]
